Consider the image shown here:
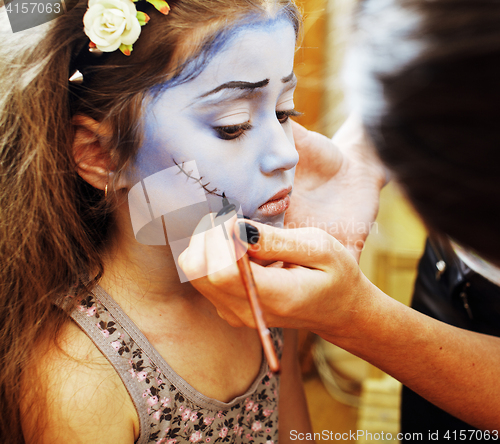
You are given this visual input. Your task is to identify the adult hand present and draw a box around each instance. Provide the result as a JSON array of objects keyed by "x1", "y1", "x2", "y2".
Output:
[
  {"x1": 287, "y1": 116, "x2": 387, "y2": 261},
  {"x1": 179, "y1": 216, "x2": 373, "y2": 335}
]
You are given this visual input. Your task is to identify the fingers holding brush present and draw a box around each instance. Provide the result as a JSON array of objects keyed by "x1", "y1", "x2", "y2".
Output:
[
  {"x1": 182, "y1": 214, "x2": 373, "y2": 337},
  {"x1": 178, "y1": 211, "x2": 256, "y2": 328}
]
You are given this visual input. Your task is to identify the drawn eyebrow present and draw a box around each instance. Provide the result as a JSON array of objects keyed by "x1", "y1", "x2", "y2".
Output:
[
  {"x1": 281, "y1": 71, "x2": 294, "y2": 83},
  {"x1": 198, "y1": 79, "x2": 270, "y2": 99}
]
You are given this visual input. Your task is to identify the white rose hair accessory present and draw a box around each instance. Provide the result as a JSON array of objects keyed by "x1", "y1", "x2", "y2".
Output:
[{"x1": 83, "y1": 0, "x2": 170, "y2": 56}]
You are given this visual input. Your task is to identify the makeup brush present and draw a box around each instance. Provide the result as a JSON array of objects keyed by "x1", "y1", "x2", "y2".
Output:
[{"x1": 232, "y1": 226, "x2": 280, "y2": 374}]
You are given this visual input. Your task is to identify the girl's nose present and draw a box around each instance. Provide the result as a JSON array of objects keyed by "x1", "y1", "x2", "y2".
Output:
[{"x1": 259, "y1": 121, "x2": 299, "y2": 175}]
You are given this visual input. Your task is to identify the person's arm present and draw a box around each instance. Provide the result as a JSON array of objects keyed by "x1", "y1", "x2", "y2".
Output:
[
  {"x1": 179, "y1": 219, "x2": 500, "y2": 430},
  {"x1": 21, "y1": 321, "x2": 138, "y2": 443},
  {"x1": 279, "y1": 329, "x2": 315, "y2": 444},
  {"x1": 335, "y1": 284, "x2": 500, "y2": 432}
]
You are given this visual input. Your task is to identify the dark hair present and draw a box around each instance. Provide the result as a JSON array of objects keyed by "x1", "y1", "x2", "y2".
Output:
[{"x1": 349, "y1": 0, "x2": 500, "y2": 264}]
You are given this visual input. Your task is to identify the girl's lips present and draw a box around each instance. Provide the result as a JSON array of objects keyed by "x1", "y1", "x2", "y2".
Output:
[
  {"x1": 258, "y1": 187, "x2": 292, "y2": 217},
  {"x1": 258, "y1": 195, "x2": 290, "y2": 217}
]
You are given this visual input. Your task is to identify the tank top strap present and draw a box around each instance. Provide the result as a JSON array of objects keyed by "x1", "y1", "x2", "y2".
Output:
[{"x1": 69, "y1": 288, "x2": 151, "y2": 444}]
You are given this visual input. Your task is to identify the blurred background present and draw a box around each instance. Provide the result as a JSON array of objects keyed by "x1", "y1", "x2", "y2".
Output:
[{"x1": 292, "y1": 0, "x2": 428, "y2": 441}]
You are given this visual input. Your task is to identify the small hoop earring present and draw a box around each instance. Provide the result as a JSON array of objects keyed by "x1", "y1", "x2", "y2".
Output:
[{"x1": 104, "y1": 171, "x2": 109, "y2": 198}]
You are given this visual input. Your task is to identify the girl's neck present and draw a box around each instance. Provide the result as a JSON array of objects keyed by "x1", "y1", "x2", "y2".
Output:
[{"x1": 98, "y1": 202, "x2": 201, "y2": 312}]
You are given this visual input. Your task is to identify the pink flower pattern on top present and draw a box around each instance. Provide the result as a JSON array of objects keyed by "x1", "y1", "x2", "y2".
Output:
[{"x1": 74, "y1": 293, "x2": 282, "y2": 443}]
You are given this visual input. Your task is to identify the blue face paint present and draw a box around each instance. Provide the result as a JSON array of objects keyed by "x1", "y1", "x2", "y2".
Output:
[
  {"x1": 151, "y1": 11, "x2": 299, "y2": 93},
  {"x1": 131, "y1": 18, "x2": 299, "y2": 227}
]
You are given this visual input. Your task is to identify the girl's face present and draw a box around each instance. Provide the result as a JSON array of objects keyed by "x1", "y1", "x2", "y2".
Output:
[{"x1": 134, "y1": 18, "x2": 298, "y2": 227}]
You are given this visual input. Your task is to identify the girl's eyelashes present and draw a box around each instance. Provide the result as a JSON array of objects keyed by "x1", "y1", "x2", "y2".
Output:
[
  {"x1": 212, "y1": 109, "x2": 301, "y2": 140},
  {"x1": 213, "y1": 122, "x2": 252, "y2": 140},
  {"x1": 276, "y1": 109, "x2": 303, "y2": 124}
]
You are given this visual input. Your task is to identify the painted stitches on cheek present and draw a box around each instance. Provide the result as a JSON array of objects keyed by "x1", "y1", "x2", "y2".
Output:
[{"x1": 173, "y1": 159, "x2": 223, "y2": 196}]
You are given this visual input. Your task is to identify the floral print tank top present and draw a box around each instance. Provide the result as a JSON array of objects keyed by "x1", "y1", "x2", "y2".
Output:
[{"x1": 70, "y1": 285, "x2": 283, "y2": 444}]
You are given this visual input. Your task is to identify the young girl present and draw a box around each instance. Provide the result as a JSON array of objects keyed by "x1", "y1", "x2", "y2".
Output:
[{"x1": 0, "y1": 0, "x2": 314, "y2": 442}]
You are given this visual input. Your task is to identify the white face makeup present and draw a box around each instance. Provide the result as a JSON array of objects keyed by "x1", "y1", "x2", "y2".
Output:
[{"x1": 133, "y1": 18, "x2": 299, "y2": 227}]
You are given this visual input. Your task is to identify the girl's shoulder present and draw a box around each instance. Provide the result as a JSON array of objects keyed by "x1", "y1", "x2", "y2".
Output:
[
  {"x1": 34, "y1": 289, "x2": 283, "y2": 443},
  {"x1": 20, "y1": 317, "x2": 139, "y2": 443}
]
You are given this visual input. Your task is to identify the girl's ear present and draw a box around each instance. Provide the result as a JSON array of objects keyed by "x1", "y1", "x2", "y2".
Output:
[{"x1": 72, "y1": 115, "x2": 127, "y2": 191}]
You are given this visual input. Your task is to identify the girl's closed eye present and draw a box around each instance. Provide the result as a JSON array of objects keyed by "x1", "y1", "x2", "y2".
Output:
[
  {"x1": 213, "y1": 109, "x2": 302, "y2": 140},
  {"x1": 276, "y1": 109, "x2": 302, "y2": 124},
  {"x1": 211, "y1": 107, "x2": 252, "y2": 140},
  {"x1": 213, "y1": 122, "x2": 252, "y2": 140}
]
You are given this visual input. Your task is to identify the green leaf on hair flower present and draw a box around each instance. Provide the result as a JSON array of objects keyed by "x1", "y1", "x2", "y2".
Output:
[
  {"x1": 136, "y1": 11, "x2": 150, "y2": 26},
  {"x1": 146, "y1": 0, "x2": 170, "y2": 15},
  {"x1": 119, "y1": 43, "x2": 133, "y2": 56}
]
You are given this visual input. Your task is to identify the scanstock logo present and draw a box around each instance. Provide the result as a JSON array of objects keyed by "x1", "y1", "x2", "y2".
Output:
[{"x1": 4, "y1": 0, "x2": 78, "y2": 33}]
